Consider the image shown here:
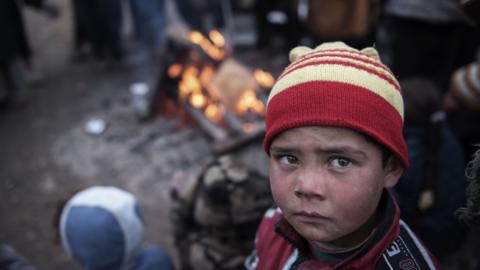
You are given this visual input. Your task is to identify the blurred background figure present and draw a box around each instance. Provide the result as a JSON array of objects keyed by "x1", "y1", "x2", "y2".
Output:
[
  {"x1": 57, "y1": 186, "x2": 174, "y2": 270},
  {"x1": 70, "y1": 0, "x2": 124, "y2": 63},
  {"x1": 175, "y1": 0, "x2": 224, "y2": 34},
  {"x1": 444, "y1": 61, "x2": 480, "y2": 162},
  {"x1": 0, "y1": 242, "x2": 37, "y2": 270},
  {"x1": 127, "y1": 0, "x2": 166, "y2": 82},
  {"x1": 0, "y1": 0, "x2": 58, "y2": 109},
  {"x1": 304, "y1": 0, "x2": 377, "y2": 49},
  {"x1": 395, "y1": 78, "x2": 468, "y2": 264},
  {"x1": 254, "y1": 0, "x2": 301, "y2": 52},
  {"x1": 375, "y1": 0, "x2": 480, "y2": 91}
]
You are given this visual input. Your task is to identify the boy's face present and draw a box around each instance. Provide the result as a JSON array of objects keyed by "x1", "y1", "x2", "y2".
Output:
[{"x1": 269, "y1": 126, "x2": 402, "y2": 247}]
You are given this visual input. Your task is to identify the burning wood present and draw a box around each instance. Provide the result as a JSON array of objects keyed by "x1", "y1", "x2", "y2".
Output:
[{"x1": 158, "y1": 29, "x2": 275, "y2": 148}]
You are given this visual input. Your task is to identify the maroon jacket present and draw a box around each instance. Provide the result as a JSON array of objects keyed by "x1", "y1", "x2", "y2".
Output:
[{"x1": 246, "y1": 190, "x2": 443, "y2": 270}]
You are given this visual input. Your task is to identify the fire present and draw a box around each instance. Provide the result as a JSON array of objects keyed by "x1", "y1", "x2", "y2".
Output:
[
  {"x1": 178, "y1": 67, "x2": 201, "y2": 99},
  {"x1": 167, "y1": 29, "x2": 275, "y2": 131},
  {"x1": 188, "y1": 30, "x2": 226, "y2": 61},
  {"x1": 205, "y1": 103, "x2": 224, "y2": 123},
  {"x1": 200, "y1": 65, "x2": 215, "y2": 87},
  {"x1": 209, "y1": 30, "x2": 225, "y2": 47},
  {"x1": 235, "y1": 89, "x2": 265, "y2": 116},
  {"x1": 189, "y1": 31, "x2": 204, "y2": 45},
  {"x1": 190, "y1": 92, "x2": 207, "y2": 108},
  {"x1": 254, "y1": 69, "x2": 275, "y2": 88},
  {"x1": 168, "y1": 63, "x2": 183, "y2": 78}
]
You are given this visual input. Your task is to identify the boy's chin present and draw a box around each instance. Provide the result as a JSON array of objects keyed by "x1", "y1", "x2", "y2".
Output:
[{"x1": 289, "y1": 220, "x2": 339, "y2": 243}]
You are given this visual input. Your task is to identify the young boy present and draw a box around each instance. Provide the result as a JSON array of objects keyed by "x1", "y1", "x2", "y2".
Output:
[{"x1": 246, "y1": 42, "x2": 443, "y2": 269}]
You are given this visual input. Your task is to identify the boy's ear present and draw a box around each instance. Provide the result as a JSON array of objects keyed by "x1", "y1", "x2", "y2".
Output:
[{"x1": 383, "y1": 157, "x2": 404, "y2": 188}]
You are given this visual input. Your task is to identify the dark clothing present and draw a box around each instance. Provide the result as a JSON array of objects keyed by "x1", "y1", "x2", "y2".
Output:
[
  {"x1": 0, "y1": 0, "x2": 44, "y2": 64},
  {"x1": 248, "y1": 190, "x2": 442, "y2": 269},
  {"x1": 0, "y1": 0, "x2": 46, "y2": 103},
  {"x1": 71, "y1": 0, "x2": 123, "y2": 60},
  {"x1": 175, "y1": 0, "x2": 224, "y2": 33},
  {"x1": 375, "y1": 0, "x2": 480, "y2": 91},
  {"x1": 376, "y1": 15, "x2": 477, "y2": 91},
  {"x1": 255, "y1": 0, "x2": 301, "y2": 51},
  {"x1": 0, "y1": 243, "x2": 36, "y2": 270},
  {"x1": 396, "y1": 126, "x2": 468, "y2": 259},
  {"x1": 446, "y1": 110, "x2": 480, "y2": 162}
]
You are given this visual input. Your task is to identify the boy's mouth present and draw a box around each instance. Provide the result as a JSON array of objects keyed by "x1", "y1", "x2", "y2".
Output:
[{"x1": 292, "y1": 211, "x2": 329, "y2": 223}]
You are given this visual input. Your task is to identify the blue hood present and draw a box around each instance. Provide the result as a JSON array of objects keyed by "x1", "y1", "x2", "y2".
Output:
[{"x1": 59, "y1": 186, "x2": 144, "y2": 270}]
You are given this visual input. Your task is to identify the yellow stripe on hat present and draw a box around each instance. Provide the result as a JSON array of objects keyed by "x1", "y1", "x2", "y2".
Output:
[
  {"x1": 268, "y1": 63, "x2": 404, "y2": 118},
  {"x1": 282, "y1": 51, "x2": 398, "y2": 88}
]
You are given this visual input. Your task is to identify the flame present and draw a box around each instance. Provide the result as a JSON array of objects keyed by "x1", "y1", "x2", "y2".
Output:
[
  {"x1": 188, "y1": 30, "x2": 226, "y2": 61},
  {"x1": 172, "y1": 30, "x2": 269, "y2": 130},
  {"x1": 209, "y1": 30, "x2": 225, "y2": 47},
  {"x1": 254, "y1": 69, "x2": 275, "y2": 88},
  {"x1": 189, "y1": 31, "x2": 204, "y2": 45},
  {"x1": 236, "y1": 89, "x2": 265, "y2": 115},
  {"x1": 184, "y1": 65, "x2": 199, "y2": 77},
  {"x1": 168, "y1": 63, "x2": 183, "y2": 78},
  {"x1": 200, "y1": 65, "x2": 215, "y2": 87},
  {"x1": 205, "y1": 103, "x2": 224, "y2": 123},
  {"x1": 190, "y1": 92, "x2": 207, "y2": 108},
  {"x1": 178, "y1": 66, "x2": 201, "y2": 99}
]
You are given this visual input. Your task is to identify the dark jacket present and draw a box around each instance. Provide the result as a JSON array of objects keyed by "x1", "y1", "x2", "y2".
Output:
[{"x1": 395, "y1": 126, "x2": 467, "y2": 259}]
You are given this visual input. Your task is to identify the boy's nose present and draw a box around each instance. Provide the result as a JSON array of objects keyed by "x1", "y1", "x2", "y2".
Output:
[{"x1": 294, "y1": 168, "x2": 326, "y2": 200}]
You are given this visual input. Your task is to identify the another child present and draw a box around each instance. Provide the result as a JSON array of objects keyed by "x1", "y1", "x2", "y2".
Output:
[
  {"x1": 58, "y1": 186, "x2": 174, "y2": 270},
  {"x1": 246, "y1": 42, "x2": 442, "y2": 269}
]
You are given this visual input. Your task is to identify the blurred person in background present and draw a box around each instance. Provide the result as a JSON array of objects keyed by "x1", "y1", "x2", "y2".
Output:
[
  {"x1": 375, "y1": 0, "x2": 480, "y2": 91},
  {"x1": 0, "y1": 0, "x2": 58, "y2": 109},
  {"x1": 127, "y1": 0, "x2": 166, "y2": 82},
  {"x1": 70, "y1": 0, "x2": 124, "y2": 63},
  {"x1": 175, "y1": 0, "x2": 224, "y2": 34},
  {"x1": 0, "y1": 242, "x2": 37, "y2": 270},
  {"x1": 255, "y1": 0, "x2": 301, "y2": 53},
  {"x1": 304, "y1": 0, "x2": 378, "y2": 49},
  {"x1": 395, "y1": 78, "x2": 468, "y2": 265},
  {"x1": 444, "y1": 61, "x2": 480, "y2": 164}
]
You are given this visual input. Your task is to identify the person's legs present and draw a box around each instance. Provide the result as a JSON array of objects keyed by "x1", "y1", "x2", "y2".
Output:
[{"x1": 0, "y1": 58, "x2": 27, "y2": 106}]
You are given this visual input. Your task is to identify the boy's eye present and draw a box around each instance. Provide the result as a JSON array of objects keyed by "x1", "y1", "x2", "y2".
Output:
[
  {"x1": 331, "y1": 157, "x2": 351, "y2": 168},
  {"x1": 277, "y1": 154, "x2": 299, "y2": 165}
]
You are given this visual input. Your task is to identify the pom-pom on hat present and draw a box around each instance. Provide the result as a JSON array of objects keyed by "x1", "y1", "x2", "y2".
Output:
[{"x1": 264, "y1": 41, "x2": 409, "y2": 168}]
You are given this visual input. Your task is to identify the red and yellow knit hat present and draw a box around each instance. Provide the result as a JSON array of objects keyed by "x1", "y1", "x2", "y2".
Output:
[{"x1": 264, "y1": 42, "x2": 409, "y2": 168}]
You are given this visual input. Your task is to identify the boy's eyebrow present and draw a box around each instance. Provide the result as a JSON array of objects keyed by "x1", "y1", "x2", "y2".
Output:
[
  {"x1": 270, "y1": 145, "x2": 367, "y2": 158},
  {"x1": 320, "y1": 147, "x2": 368, "y2": 159}
]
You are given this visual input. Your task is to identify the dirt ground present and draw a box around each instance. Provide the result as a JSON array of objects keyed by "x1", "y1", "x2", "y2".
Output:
[{"x1": 0, "y1": 1, "x2": 280, "y2": 269}]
